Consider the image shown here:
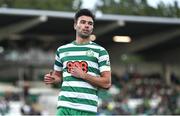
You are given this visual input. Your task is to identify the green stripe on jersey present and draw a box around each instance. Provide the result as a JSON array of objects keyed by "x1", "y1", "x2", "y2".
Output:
[
  {"x1": 99, "y1": 50, "x2": 108, "y2": 56},
  {"x1": 56, "y1": 50, "x2": 60, "y2": 57},
  {"x1": 88, "y1": 67, "x2": 100, "y2": 75},
  {"x1": 61, "y1": 56, "x2": 98, "y2": 63},
  {"x1": 99, "y1": 61, "x2": 108, "y2": 67},
  {"x1": 61, "y1": 86, "x2": 97, "y2": 95},
  {"x1": 64, "y1": 76, "x2": 84, "y2": 81},
  {"x1": 55, "y1": 60, "x2": 62, "y2": 67},
  {"x1": 58, "y1": 47, "x2": 101, "y2": 54}
]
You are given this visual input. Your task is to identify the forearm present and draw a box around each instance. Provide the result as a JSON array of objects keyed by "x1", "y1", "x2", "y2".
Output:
[
  {"x1": 70, "y1": 66, "x2": 111, "y2": 89},
  {"x1": 82, "y1": 73, "x2": 111, "y2": 89},
  {"x1": 52, "y1": 70, "x2": 62, "y2": 84}
]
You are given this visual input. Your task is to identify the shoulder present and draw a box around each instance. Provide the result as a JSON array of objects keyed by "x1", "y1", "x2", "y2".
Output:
[
  {"x1": 90, "y1": 42, "x2": 107, "y2": 51},
  {"x1": 90, "y1": 42, "x2": 110, "y2": 56},
  {"x1": 56, "y1": 42, "x2": 74, "y2": 52}
]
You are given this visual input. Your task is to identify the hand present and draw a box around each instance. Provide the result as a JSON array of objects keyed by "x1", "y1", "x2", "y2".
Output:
[
  {"x1": 70, "y1": 65, "x2": 85, "y2": 79},
  {"x1": 44, "y1": 70, "x2": 55, "y2": 84}
]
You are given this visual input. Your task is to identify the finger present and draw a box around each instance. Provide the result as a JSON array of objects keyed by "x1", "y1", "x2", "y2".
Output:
[
  {"x1": 44, "y1": 77, "x2": 53, "y2": 83},
  {"x1": 70, "y1": 68, "x2": 74, "y2": 72},
  {"x1": 44, "y1": 75, "x2": 51, "y2": 79},
  {"x1": 45, "y1": 74, "x2": 51, "y2": 77},
  {"x1": 45, "y1": 71, "x2": 54, "y2": 78},
  {"x1": 49, "y1": 70, "x2": 53, "y2": 75},
  {"x1": 72, "y1": 67, "x2": 78, "y2": 72},
  {"x1": 44, "y1": 78, "x2": 52, "y2": 82},
  {"x1": 44, "y1": 76, "x2": 52, "y2": 79},
  {"x1": 75, "y1": 65, "x2": 81, "y2": 69},
  {"x1": 44, "y1": 81, "x2": 53, "y2": 84}
]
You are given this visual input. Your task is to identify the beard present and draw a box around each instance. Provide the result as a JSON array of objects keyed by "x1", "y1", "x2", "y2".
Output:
[
  {"x1": 79, "y1": 33, "x2": 90, "y2": 39},
  {"x1": 77, "y1": 31, "x2": 91, "y2": 39}
]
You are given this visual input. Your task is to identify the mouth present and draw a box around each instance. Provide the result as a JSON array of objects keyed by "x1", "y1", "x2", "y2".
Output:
[
  {"x1": 82, "y1": 29, "x2": 90, "y2": 33},
  {"x1": 79, "y1": 30, "x2": 91, "y2": 38}
]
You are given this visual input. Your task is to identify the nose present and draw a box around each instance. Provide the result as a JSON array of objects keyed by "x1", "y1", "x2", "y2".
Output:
[
  {"x1": 84, "y1": 24, "x2": 88, "y2": 28},
  {"x1": 84, "y1": 23, "x2": 90, "y2": 28}
]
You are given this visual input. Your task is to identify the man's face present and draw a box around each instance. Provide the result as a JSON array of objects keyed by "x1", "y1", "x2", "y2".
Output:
[{"x1": 74, "y1": 16, "x2": 94, "y2": 39}]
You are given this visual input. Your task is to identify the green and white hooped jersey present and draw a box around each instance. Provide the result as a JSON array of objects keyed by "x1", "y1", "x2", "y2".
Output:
[{"x1": 54, "y1": 41, "x2": 111, "y2": 113}]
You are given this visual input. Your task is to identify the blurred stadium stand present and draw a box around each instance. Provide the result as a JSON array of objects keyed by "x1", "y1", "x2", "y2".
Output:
[{"x1": 0, "y1": 8, "x2": 180, "y2": 115}]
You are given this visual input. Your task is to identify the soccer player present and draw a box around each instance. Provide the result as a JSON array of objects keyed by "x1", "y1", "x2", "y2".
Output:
[{"x1": 44, "y1": 9, "x2": 111, "y2": 115}]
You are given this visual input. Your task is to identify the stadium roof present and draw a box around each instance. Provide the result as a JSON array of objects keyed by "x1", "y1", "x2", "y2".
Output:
[{"x1": 0, "y1": 8, "x2": 180, "y2": 64}]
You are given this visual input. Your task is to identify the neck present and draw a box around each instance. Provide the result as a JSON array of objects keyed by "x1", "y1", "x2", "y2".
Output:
[{"x1": 75, "y1": 36, "x2": 90, "y2": 44}]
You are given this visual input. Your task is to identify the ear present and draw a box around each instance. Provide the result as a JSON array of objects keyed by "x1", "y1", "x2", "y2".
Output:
[{"x1": 74, "y1": 22, "x2": 77, "y2": 30}]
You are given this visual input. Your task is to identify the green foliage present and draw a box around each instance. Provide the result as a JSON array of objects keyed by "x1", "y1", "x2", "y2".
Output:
[
  {"x1": 0, "y1": 0, "x2": 76, "y2": 11},
  {"x1": 0, "y1": 0, "x2": 179, "y2": 17},
  {"x1": 156, "y1": 1, "x2": 180, "y2": 17},
  {"x1": 98, "y1": 0, "x2": 180, "y2": 17}
]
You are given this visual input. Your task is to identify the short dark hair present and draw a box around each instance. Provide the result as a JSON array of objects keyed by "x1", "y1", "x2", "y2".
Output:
[{"x1": 74, "y1": 9, "x2": 95, "y2": 23}]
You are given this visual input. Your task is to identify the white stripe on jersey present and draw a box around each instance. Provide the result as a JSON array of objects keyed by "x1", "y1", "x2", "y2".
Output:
[
  {"x1": 63, "y1": 71, "x2": 99, "y2": 78},
  {"x1": 98, "y1": 55, "x2": 109, "y2": 62},
  {"x1": 63, "y1": 72, "x2": 71, "y2": 77},
  {"x1": 87, "y1": 72, "x2": 100, "y2": 77},
  {"x1": 59, "y1": 91, "x2": 98, "y2": 102},
  {"x1": 99, "y1": 66, "x2": 111, "y2": 72},
  {"x1": 54, "y1": 65, "x2": 63, "y2": 71},
  {"x1": 55, "y1": 54, "x2": 61, "y2": 62},
  {"x1": 62, "y1": 81, "x2": 97, "y2": 90},
  {"x1": 60, "y1": 51, "x2": 99, "y2": 59},
  {"x1": 57, "y1": 101, "x2": 97, "y2": 113}
]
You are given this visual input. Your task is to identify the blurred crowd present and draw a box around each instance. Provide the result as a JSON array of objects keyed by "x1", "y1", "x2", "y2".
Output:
[
  {"x1": 0, "y1": 96, "x2": 10, "y2": 115},
  {"x1": 98, "y1": 72, "x2": 180, "y2": 115},
  {"x1": 0, "y1": 71, "x2": 179, "y2": 115},
  {"x1": 0, "y1": 82, "x2": 42, "y2": 116}
]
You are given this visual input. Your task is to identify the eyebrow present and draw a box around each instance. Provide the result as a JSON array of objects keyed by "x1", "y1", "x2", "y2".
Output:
[{"x1": 80, "y1": 19, "x2": 94, "y2": 24}]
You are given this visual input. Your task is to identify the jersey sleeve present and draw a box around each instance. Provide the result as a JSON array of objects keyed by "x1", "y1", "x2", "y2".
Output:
[
  {"x1": 54, "y1": 49, "x2": 63, "y2": 71},
  {"x1": 98, "y1": 48, "x2": 111, "y2": 73}
]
